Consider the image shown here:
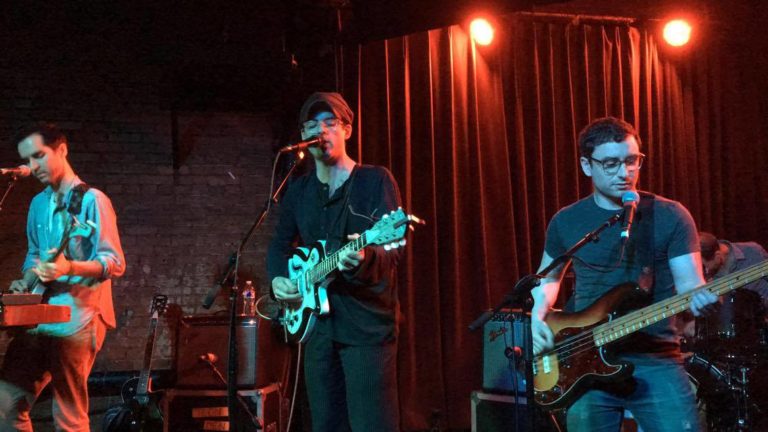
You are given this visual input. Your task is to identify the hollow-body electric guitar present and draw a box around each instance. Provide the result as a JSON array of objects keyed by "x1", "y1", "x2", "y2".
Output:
[
  {"x1": 533, "y1": 260, "x2": 768, "y2": 410},
  {"x1": 280, "y1": 207, "x2": 423, "y2": 344}
]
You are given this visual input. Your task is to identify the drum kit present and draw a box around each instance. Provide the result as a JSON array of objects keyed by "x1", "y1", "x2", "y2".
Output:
[{"x1": 682, "y1": 289, "x2": 768, "y2": 431}]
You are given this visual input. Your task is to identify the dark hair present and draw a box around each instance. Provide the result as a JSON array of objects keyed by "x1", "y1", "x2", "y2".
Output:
[
  {"x1": 13, "y1": 123, "x2": 67, "y2": 150},
  {"x1": 578, "y1": 117, "x2": 641, "y2": 158},
  {"x1": 699, "y1": 232, "x2": 720, "y2": 260}
]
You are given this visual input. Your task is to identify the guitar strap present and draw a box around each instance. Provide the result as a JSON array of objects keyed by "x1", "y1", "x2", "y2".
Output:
[
  {"x1": 67, "y1": 183, "x2": 90, "y2": 216},
  {"x1": 633, "y1": 192, "x2": 656, "y2": 294},
  {"x1": 330, "y1": 165, "x2": 358, "y2": 253}
]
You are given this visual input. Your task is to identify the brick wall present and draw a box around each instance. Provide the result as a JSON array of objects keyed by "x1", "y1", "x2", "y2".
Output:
[{"x1": 0, "y1": 64, "x2": 290, "y2": 375}]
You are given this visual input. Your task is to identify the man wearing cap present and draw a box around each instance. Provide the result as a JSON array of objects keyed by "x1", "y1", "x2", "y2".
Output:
[{"x1": 267, "y1": 92, "x2": 402, "y2": 432}]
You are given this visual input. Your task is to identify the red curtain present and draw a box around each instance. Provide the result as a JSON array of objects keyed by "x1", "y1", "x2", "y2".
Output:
[{"x1": 346, "y1": 13, "x2": 768, "y2": 430}]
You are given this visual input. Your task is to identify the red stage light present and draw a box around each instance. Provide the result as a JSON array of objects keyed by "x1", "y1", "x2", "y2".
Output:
[
  {"x1": 663, "y1": 19, "x2": 692, "y2": 47},
  {"x1": 470, "y1": 18, "x2": 494, "y2": 46}
]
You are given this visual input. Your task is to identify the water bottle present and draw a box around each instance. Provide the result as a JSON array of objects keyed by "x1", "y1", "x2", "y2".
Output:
[{"x1": 241, "y1": 280, "x2": 256, "y2": 317}]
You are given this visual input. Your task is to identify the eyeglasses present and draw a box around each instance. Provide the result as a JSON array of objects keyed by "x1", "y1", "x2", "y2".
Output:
[
  {"x1": 588, "y1": 153, "x2": 645, "y2": 176},
  {"x1": 301, "y1": 117, "x2": 344, "y2": 132}
]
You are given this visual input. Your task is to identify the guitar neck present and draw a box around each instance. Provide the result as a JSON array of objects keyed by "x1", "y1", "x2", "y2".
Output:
[
  {"x1": 136, "y1": 317, "x2": 159, "y2": 397},
  {"x1": 307, "y1": 233, "x2": 369, "y2": 284},
  {"x1": 594, "y1": 260, "x2": 768, "y2": 346}
]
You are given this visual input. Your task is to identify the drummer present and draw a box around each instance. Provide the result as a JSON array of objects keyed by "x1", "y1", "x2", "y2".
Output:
[
  {"x1": 699, "y1": 232, "x2": 768, "y2": 305},
  {"x1": 689, "y1": 232, "x2": 768, "y2": 351}
]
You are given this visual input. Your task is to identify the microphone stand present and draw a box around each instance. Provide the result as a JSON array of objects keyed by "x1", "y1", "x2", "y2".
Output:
[
  {"x1": 468, "y1": 212, "x2": 622, "y2": 432},
  {"x1": 211, "y1": 154, "x2": 303, "y2": 430},
  {"x1": 0, "y1": 174, "x2": 22, "y2": 214}
]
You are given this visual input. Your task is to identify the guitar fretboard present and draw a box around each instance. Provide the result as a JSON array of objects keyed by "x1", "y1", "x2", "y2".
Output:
[
  {"x1": 137, "y1": 316, "x2": 159, "y2": 397},
  {"x1": 592, "y1": 260, "x2": 768, "y2": 346},
  {"x1": 307, "y1": 233, "x2": 369, "y2": 285}
]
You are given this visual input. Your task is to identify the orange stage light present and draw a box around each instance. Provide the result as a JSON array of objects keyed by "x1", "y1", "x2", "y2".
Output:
[
  {"x1": 663, "y1": 19, "x2": 692, "y2": 47},
  {"x1": 470, "y1": 18, "x2": 494, "y2": 46}
]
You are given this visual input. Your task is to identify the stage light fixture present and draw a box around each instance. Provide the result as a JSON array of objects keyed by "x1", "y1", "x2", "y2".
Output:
[
  {"x1": 663, "y1": 19, "x2": 692, "y2": 47},
  {"x1": 470, "y1": 18, "x2": 494, "y2": 46}
]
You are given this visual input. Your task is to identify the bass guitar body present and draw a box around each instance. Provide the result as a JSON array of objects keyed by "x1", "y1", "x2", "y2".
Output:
[
  {"x1": 534, "y1": 260, "x2": 768, "y2": 411},
  {"x1": 534, "y1": 283, "x2": 649, "y2": 410}
]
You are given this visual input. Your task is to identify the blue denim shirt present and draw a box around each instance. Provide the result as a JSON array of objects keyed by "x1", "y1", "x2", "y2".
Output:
[{"x1": 23, "y1": 178, "x2": 125, "y2": 336}]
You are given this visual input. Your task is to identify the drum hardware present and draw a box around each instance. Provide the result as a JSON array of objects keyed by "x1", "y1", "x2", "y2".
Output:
[{"x1": 685, "y1": 352, "x2": 767, "y2": 432}]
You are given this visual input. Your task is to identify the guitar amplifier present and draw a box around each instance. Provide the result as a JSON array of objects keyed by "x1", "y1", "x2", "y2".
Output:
[
  {"x1": 482, "y1": 309, "x2": 528, "y2": 394},
  {"x1": 176, "y1": 315, "x2": 289, "y2": 389}
]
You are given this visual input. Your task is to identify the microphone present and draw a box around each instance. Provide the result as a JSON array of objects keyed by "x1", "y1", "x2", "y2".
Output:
[
  {"x1": 278, "y1": 136, "x2": 322, "y2": 153},
  {"x1": 199, "y1": 352, "x2": 219, "y2": 363},
  {"x1": 620, "y1": 191, "x2": 640, "y2": 242},
  {"x1": 0, "y1": 166, "x2": 31, "y2": 178}
]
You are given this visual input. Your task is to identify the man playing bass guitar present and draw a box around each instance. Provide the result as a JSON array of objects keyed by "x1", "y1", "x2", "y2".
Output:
[
  {"x1": 531, "y1": 117, "x2": 717, "y2": 432},
  {"x1": 267, "y1": 92, "x2": 402, "y2": 432}
]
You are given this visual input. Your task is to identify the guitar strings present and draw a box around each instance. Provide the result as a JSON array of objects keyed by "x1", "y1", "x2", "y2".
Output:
[
  {"x1": 534, "y1": 262, "x2": 768, "y2": 366},
  {"x1": 307, "y1": 233, "x2": 367, "y2": 284}
]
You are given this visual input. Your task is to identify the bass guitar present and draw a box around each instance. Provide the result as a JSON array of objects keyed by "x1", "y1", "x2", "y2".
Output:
[
  {"x1": 533, "y1": 260, "x2": 768, "y2": 410},
  {"x1": 280, "y1": 207, "x2": 423, "y2": 343}
]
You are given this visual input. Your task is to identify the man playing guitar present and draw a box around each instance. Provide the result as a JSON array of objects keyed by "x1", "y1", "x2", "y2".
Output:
[
  {"x1": 267, "y1": 92, "x2": 402, "y2": 432},
  {"x1": 531, "y1": 117, "x2": 718, "y2": 431},
  {"x1": 0, "y1": 124, "x2": 126, "y2": 431}
]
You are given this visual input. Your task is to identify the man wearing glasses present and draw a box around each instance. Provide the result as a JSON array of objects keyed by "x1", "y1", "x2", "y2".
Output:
[
  {"x1": 530, "y1": 117, "x2": 717, "y2": 431},
  {"x1": 267, "y1": 92, "x2": 402, "y2": 431}
]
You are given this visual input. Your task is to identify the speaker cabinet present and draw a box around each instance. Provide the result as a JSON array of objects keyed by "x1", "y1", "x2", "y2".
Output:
[
  {"x1": 471, "y1": 391, "x2": 530, "y2": 432},
  {"x1": 175, "y1": 315, "x2": 289, "y2": 389},
  {"x1": 471, "y1": 391, "x2": 563, "y2": 432},
  {"x1": 482, "y1": 309, "x2": 528, "y2": 394}
]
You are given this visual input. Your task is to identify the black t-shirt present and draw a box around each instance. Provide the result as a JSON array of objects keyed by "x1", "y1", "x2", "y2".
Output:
[
  {"x1": 267, "y1": 164, "x2": 402, "y2": 345},
  {"x1": 544, "y1": 192, "x2": 700, "y2": 358}
]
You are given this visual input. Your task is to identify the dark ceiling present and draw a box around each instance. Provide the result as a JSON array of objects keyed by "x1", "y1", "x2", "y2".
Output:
[{"x1": 0, "y1": 0, "x2": 763, "y2": 112}]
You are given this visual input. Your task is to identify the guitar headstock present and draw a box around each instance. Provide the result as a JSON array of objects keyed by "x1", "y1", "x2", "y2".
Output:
[
  {"x1": 366, "y1": 207, "x2": 426, "y2": 251},
  {"x1": 150, "y1": 294, "x2": 168, "y2": 318}
]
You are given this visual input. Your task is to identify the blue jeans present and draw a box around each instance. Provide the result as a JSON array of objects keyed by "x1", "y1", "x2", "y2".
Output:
[{"x1": 567, "y1": 358, "x2": 702, "y2": 432}]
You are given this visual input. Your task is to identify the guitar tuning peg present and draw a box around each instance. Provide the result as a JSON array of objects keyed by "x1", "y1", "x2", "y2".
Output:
[
  {"x1": 399, "y1": 239, "x2": 406, "y2": 246},
  {"x1": 383, "y1": 213, "x2": 389, "y2": 219},
  {"x1": 384, "y1": 244, "x2": 392, "y2": 251}
]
